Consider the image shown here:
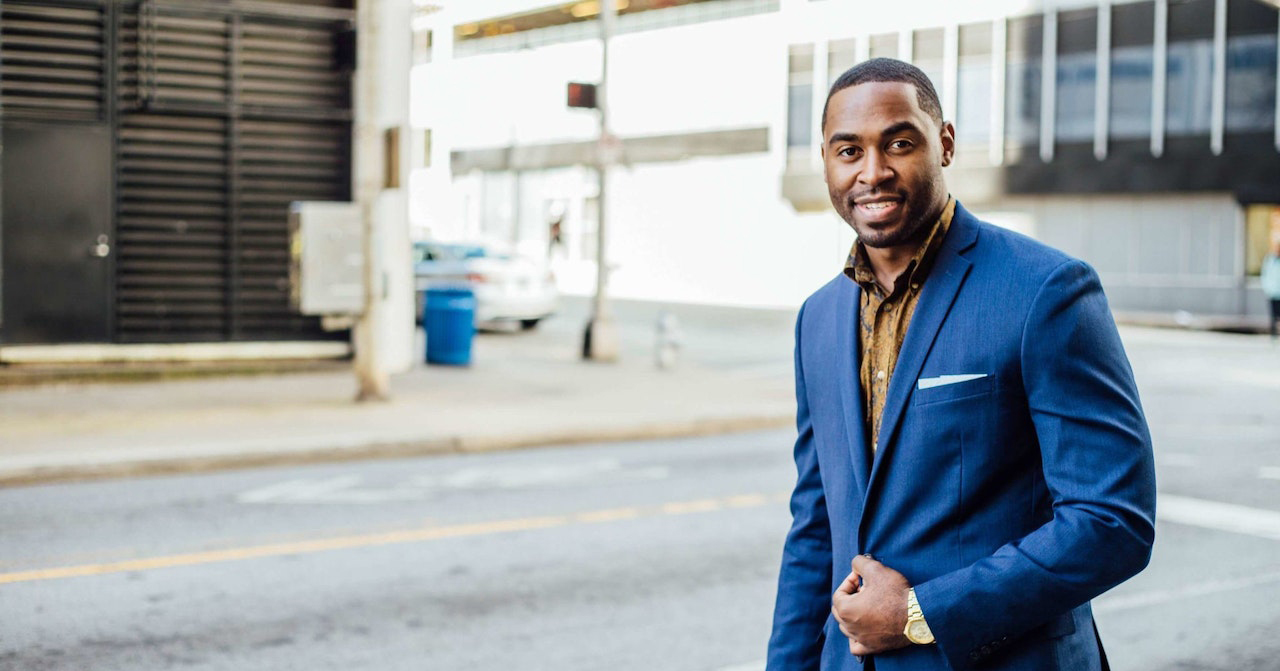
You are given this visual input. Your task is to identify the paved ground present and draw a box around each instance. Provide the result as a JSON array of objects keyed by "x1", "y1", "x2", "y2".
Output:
[
  {"x1": 0, "y1": 298, "x2": 797, "y2": 486},
  {"x1": 2, "y1": 297, "x2": 1277, "y2": 496}
]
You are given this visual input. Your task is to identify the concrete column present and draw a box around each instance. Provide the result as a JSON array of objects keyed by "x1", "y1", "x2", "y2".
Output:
[
  {"x1": 1040, "y1": 9, "x2": 1058, "y2": 163},
  {"x1": 353, "y1": 0, "x2": 416, "y2": 400},
  {"x1": 991, "y1": 17, "x2": 1007, "y2": 166},
  {"x1": 1210, "y1": 0, "x2": 1226, "y2": 156},
  {"x1": 1095, "y1": 0, "x2": 1111, "y2": 161},
  {"x1": 943, "y1": 24, "x2": 958, "y2": 123},
  {"x1": 1152, "y1": 0, "x2": 1168, "y2": 157},
  {"x1": 811, "y1": 39, "x2": 827, "y2": 172}
]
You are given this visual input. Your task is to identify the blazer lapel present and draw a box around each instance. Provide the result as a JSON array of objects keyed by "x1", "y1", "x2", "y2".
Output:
[
  {"x1": 835, "y1": 278, "x2": 872, "y2": 498},
  {"x1": 864, "y1": 210, "x2": 980, "y2": 495}
]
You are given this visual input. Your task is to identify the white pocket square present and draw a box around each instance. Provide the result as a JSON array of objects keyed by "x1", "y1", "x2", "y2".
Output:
[{"x1": 917, "y1": 374, "x2": 988, "y2": 390}]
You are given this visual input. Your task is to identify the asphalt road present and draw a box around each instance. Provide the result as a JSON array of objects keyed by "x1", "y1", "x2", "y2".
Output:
[
  {"x1": 2, "y1": 325, "x2": 1279, "y2": 671},
  {"x1": 0, "y1": 432, "x2": 793, "y2": 671}
]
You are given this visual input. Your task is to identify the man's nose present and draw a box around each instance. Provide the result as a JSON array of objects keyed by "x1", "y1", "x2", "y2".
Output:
[{"x1": 858, "y1": 150, "x2": 893, "y2": 187}]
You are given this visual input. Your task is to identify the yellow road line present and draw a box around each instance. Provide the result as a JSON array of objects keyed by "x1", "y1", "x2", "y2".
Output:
[{"x1": 0, "y1": 492, "x2": 784, "y2": 586}]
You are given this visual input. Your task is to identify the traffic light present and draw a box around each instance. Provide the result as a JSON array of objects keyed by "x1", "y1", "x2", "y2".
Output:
[{"x1": 567, "y1": 82, "x2": 597, "y2": 109}]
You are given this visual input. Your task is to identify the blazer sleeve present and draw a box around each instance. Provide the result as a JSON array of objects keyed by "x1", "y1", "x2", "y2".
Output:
[
  {"x1": 766, "y1": 301, "x2": 834, "y2": 671},
  {"x1": 912, "y1": 259, "x2": 1157, "y2": 671}
]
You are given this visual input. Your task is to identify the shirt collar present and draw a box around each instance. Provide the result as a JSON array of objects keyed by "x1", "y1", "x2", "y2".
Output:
[{"x1": 845, "y1": 196, "x2": 955, "y2": 295}]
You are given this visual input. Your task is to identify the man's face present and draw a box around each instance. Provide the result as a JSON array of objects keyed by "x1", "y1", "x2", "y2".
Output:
[{"x1": 821, "y1": 82, "x2": 954, "y2": 252}]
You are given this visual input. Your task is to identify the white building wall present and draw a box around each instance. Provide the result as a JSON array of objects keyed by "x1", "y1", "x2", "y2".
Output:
[
  {"x1": 605, "y1": 155, "x2": 851, "y2": 308},
  {"x1": 413, "y1": 9, "x2": 858, "y2": 309}
]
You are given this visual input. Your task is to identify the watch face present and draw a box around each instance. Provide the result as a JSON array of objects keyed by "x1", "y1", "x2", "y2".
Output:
[{"x1": 907, "y1": 619, "x2": 934, "y2": 644}]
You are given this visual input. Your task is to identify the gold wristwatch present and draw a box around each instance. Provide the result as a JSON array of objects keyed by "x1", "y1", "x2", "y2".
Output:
[{"x1": 904, "y1": 588, "x2": 935, "y2": 645}]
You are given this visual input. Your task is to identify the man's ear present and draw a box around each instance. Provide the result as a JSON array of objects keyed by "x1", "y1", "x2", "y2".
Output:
[{"x1": 939, "y1": 121, "x2": 956, "y2": 167}]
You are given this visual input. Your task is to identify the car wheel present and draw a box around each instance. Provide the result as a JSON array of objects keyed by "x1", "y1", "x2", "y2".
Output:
[{"x1": 520, "y1": 319, "x2": 540, "y2": 331}]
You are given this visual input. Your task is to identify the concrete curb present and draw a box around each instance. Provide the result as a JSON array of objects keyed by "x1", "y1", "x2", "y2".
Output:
[{"x1": 0, "y1": 415, "x2": 793, "y2": 488}]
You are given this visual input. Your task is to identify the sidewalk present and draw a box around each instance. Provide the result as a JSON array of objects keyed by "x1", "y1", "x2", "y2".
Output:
[{"x1": 0, "y1": 309, "x2": 797, "y2": 487}]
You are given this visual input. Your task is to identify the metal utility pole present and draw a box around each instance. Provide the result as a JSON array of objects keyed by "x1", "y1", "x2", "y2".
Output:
[
  {"x1": 353, "y1": 0, "x2": 389, "y2": 401},
  {"x1": 582, "y1": 0, "x2": 620, "y2": 362}
]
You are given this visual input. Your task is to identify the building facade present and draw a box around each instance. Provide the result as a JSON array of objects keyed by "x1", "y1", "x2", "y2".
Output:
[
  {"x1": 413, "y1": 0, "x2": 1280, "y2": 324},
  {"x1": 0, "y1": 0, "x2": 357, "y2": 346}
]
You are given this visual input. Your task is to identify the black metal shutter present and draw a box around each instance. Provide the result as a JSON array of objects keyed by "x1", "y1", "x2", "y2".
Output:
[
  {"x1": 0, "y1": 1, "x2": 106, "y2": 122},
  {"x1": 114, "y1": 0, "x2": 352, "y2": 343},
  {"x1": 233, "y1": 13, "x2": 351, "y2": 339}
]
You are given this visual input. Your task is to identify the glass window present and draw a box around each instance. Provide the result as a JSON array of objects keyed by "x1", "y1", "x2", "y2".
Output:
[
  {"x1": 1056, "y1": 9, "x2": 1097, "y2": 144},
  {"x1": 957, "y1": 21, "x2": 993, "y2": 146},
  {"x1": 1166, "y1": 0, "x2": 1215, "y2": 137},
  {"x1": 1226, "y1": 35, "x2": 1278, "y2": 133},
  {"x1": 828, "y1": 38, "x2": 858, "y2": 86},
  {"x1": 1245, "y1": 204, "x2": 1280, "y2": 276},
  {"x1": 914, "y1": 28, "x2": 946, "y2": 106},
  {"x1": 870, "y1": 33, "x2": 899, "y2": 60},
  {"x1": 481, "y1": 171, "x2": 517, "y2": 244},
  {"x1": 1005, "y1": 15, "x2": 1043, "y2": 161},
  {"x1": 413, "y1": 30, "x2": 433, "y2": 65},
  {"x1": 1225, "y1": 0, "x2": 1278, "y2": 134},
  {"x1": 788, "y1": 83, "x2": 813, "y2": 148},
  {"x1": 1110, "y1": 1, "x2": 1155, "y2": 141},
  {"x1": 788, "y1": 44, "x2": 815, "y2": 164}
]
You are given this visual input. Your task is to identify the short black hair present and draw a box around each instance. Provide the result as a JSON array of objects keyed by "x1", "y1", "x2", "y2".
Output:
[{"x1": 821, "y1": 57, "x2": 944, "y2": 132}]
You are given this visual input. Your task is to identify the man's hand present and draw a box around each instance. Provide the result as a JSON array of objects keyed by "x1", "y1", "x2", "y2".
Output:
[{"x1": 831, "y1": 554, "x2": 912, "y2": 656}]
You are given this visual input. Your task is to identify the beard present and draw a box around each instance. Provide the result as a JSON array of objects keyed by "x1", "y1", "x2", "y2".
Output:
[{"x1": 830, "y1": 184, "x2": 944, "y2": 250}]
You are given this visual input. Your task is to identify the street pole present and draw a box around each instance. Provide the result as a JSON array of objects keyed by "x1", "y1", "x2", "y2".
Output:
[
  {"x1": 353, "y1": 0, "x2": 390, "y2": 400},
  {"x1": 582, "y1": 0, "x2": 620, "y2": 362}
]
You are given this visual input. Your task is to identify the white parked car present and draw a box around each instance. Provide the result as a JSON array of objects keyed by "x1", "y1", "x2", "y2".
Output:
[{"x1": 413, "y1": 241, "x2": 558, "y2": 330}]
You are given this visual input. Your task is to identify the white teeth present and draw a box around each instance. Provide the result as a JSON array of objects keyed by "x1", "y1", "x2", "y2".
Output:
[{"x1": 862, "y1": 202, "x2": 895, "y2": 210}]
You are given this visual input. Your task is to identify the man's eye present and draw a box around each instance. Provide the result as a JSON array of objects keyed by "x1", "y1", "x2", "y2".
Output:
[
  {"x1": 889, "y1": 140, "x2": 913, "y2": 151},
  {"x1": 839, "y1": 147, "x2": 860, "y2": 158}
]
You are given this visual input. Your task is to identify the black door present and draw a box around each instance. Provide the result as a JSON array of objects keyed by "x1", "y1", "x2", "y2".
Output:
[{"x1": 1, "y1": 123, "x2": 113, "y2": 344}]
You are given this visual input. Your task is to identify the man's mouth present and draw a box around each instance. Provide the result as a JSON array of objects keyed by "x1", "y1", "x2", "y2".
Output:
[{"x1": 853, "y1": 196, "x2": 904, "y2": 222}]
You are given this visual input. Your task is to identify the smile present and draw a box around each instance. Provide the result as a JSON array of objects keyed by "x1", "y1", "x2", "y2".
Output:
[{"x1": 854, "y1": 199, "x2": 903, "y2": 222}]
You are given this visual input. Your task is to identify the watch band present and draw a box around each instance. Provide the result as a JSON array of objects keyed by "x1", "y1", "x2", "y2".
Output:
[
  {"x1": 907, "y1": 588, "x2": 924, "y2": 620},
  {"x1": 905, "y1": 587, "x2": 935, "y2": 645}
]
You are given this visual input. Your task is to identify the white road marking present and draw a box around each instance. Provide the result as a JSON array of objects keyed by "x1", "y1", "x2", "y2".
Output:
[
  {"x1": 1158, "y1": 494, "x2": 1280, "y2": 540},
  {"x1": 728, "y1": 362, "x2": 792, "y2": 382},
  {"x1": 237, "y1": 460, "x2": 670, "y2": 504},
  {"x1": 235, "y1": 476, "x2": 405, "y2": 504},
  {"x1": 713, "y1": 662, "x2": 763, "y2": 671},
  {"x1": 409, "y1": 459, "x2": 668, "y2": 490},
  {"x1": 1097, "y1": 569, "x2": 1280, "y2": 614},
  {"x1": 1259, "y1": 466, "x2": 1280, "y2": 481},
  {"x1": 1156, "y1": 452, "x2": 1197, "y2": 467}
]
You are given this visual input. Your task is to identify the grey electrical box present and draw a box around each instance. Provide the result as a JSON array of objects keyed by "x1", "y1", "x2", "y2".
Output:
[{"x1": 288, "y1": 201, "x2": 364, "y2": 315}]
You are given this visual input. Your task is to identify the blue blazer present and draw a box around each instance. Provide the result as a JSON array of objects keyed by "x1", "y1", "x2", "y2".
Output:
[{"x1": 767, "y1": 203, "x2": 1156, "y2": 671}]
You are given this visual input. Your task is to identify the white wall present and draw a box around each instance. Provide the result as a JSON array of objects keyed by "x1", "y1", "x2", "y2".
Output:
[
  {"x1": 415, "y1": 12, "x2": 784, "y2": 147},
  {"x1": 602, "y1": 154, "x2": 852, "y2": 308},
  {"x1": 411, "y1": 10, "x2": 862, "y2": 309}
]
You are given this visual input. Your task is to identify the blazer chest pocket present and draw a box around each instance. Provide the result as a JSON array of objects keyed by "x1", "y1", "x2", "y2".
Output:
[{"x1": 912, "y1": 373, "x2": 994, "y2": 406}]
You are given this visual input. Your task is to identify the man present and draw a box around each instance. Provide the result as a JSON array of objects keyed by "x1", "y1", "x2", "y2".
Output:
[{"x1": 767, "y1": 58, "x2": 1156, "y2": 671}]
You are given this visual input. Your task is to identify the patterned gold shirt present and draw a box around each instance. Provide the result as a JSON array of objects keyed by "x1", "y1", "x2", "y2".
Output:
[{"x1": 845, "y1": 197, "x2": 955, "y2": 451}]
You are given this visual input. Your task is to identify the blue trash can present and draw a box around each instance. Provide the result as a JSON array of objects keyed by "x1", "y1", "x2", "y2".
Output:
[{"x1": 424, "y1": 287, "x2": 476, "y2": 365}]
